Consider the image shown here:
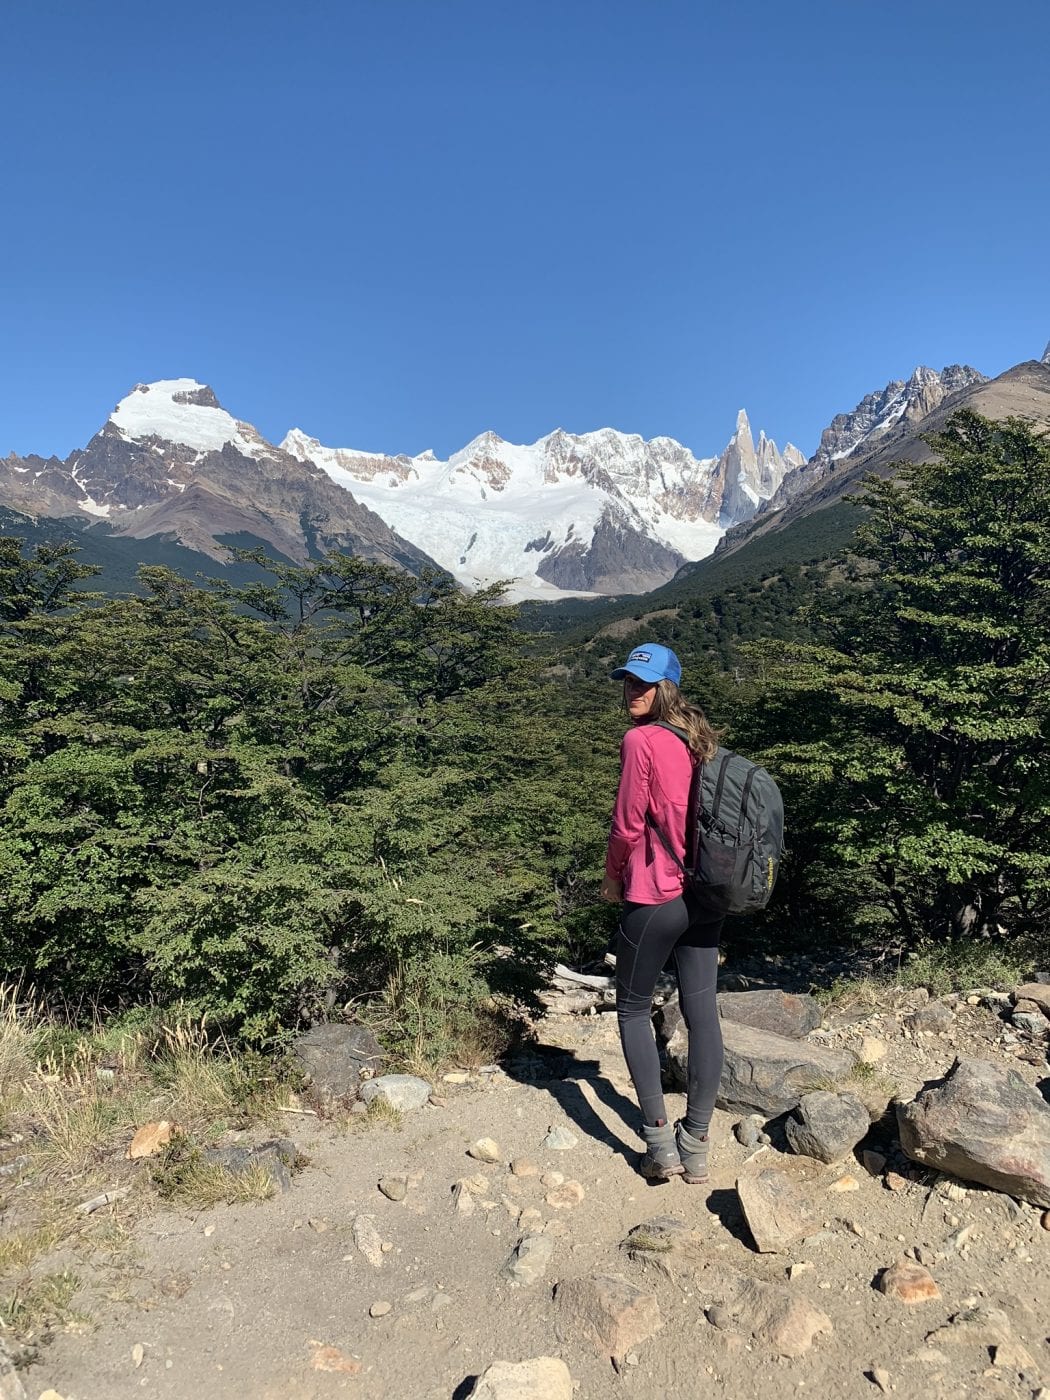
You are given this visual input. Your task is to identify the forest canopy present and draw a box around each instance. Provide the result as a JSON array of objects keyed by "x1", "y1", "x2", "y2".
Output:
[{"x1": 2, "y1": 411, "x2": 1047, "y2": 1047}]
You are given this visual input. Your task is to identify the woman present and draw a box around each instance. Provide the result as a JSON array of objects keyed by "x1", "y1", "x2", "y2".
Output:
[{"x1": 599, "y1": 643, "x2": 724, "y2": 1183}]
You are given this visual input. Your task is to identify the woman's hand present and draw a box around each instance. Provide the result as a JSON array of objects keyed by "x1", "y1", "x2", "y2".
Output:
[{"x1": 599, "y1": 874, "x2": 623, "y2": 903}]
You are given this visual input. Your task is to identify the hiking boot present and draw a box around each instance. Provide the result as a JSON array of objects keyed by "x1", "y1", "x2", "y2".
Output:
[
  {"x1": 639, "y1": 1121, "x2": 684, "y2": 1180},
  {"x1": 675, "y1": 1121, "x2": 710, "y2": 1185}
]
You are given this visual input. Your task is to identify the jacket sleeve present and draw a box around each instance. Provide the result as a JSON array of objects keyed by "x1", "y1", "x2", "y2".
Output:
[{"x1": 605, "y1": 730, "x2": 652, "y2": 879}]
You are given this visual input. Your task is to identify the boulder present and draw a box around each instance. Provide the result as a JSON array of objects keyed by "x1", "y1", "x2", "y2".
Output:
[
  {"x1": 718, "y1": 989, "x2": 823, "y2": 1039},
  {"x1": 554, "y1": 1274, "x2": 662, "y2": 1360},
  {"x1": 469, "y1": 1358, "x2": 573, "y2": 1400},
  {"x1": 785, "y1": 1091, "x2": 870, "y2": 1164},
  {"x1": 736, "y1": 1168, "x2": 817, "y2": 1253},
  {"x1": 905, "y1": 999, "x2": 955, "y2": 1034},
  {"x1": 292, "y1": 1023, "x2": 383, "y2": 1104},
  {"x1": 897, "y1": 1057, "x2": 1050, "y2": 1206},
  {"x1": 1012, "y1": 983, "x2": 1050, "y2": 1018},
  {"x1": 621, "y1": 1215, "x2": 707, "y2": 1279},
  {"x1": 715, "y1": 1277, "x2": 832, "y2": 1357},
  {"x1": 657, "y1": 989, "x2": 822, "y2": 1047},
  {"x1": 360, "y1": 1074, "x2": 432, "y2": 1113},
  {"x1": 660, "y1": 1008, "x2": 854, "y2": 1114},
  {"x1": 202, "y1": 1138, "x2": 298, "y2": 1192},
  {"x1": 717, "y1": 1022, "x2": 854, "y2": 1115}
]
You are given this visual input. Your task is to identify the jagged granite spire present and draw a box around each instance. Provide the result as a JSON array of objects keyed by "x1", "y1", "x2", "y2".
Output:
[{"x1": 1041, "y1": 340, "x2": 1050, "y2": 366}]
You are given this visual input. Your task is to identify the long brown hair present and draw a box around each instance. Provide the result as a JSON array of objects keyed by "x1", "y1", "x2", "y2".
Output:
[{"x1": 627, "y1": 679, "x2": 722, "y2": 761}]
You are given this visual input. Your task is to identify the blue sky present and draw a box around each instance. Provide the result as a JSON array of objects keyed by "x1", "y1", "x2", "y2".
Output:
[{"x1": 4, "y1": 0, "x2": 1048, "y2": 463}]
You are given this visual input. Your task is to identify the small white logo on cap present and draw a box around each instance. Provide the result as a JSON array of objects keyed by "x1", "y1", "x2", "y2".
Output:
[{"x1": 629, "y1": 650, "x2": 652, "y2": 662}]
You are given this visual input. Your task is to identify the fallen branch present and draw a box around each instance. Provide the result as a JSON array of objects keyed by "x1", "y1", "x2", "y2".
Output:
[{"x1": 77, "y1": 1187, "x2": 132, "y2": 1215}]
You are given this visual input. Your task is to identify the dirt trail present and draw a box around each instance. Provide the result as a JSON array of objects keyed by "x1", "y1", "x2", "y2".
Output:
[{"x1": 26, "y1": 1000, "x2": 1050, "y2": 1400}]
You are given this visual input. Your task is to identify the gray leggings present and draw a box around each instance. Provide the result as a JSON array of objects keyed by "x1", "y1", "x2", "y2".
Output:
[{"x1": 615, "y1": 895, "x2": 724, "y2": 1131}]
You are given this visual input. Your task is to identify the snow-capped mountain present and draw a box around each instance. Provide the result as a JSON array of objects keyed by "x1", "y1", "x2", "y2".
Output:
[
  {"x1": 0, "y1": 380, "x2": 436, "y2": 573},
  {"x1": 0, "y1": 379, "x2": 804, "y2": 599},
  {"x1": 281, "y1": 413, "x2": 804, "y2": 597}
]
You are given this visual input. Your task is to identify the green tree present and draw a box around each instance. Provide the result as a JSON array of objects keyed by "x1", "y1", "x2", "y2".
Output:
[{"x1": 735, "y1": 411, "x2": 1050, "y2": 949}]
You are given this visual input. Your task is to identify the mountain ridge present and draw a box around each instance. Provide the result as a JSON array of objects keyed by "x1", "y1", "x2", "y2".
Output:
[{"x1": 1, "y1": 382, "x2": 803, "y2": 600}]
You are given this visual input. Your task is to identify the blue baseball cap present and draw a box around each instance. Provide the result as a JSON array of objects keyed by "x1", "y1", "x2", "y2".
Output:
[{"x1": 610, "y1": 643, "x2": 682, "y2": 686}]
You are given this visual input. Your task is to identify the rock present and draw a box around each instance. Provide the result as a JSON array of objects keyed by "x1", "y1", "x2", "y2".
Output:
[
  {"x1": 201, "y1": 1138, "x2": 297, "y2": 1192},
  {"x1": 1042, "y1": 1209, "x2": 1050, "y2": 1231},
  {"x1": 827, "y1": 1175, "x2": 859, "y2": 1193},
  {"x1": 862, "y1": 1150, "x2": 887, "y2": 1176},
  {"x1": 876, "y1": 1259, "x2": 941, "y2": 1304},
  {"x1": 546, "y1": 1181, "x2": 585, "y2": 1209},
  {"x1": 734, "y1": 1115, "x2": 766, "y2": 1148},
  {"x1": 369, "y1": 1300, "x2": 391, "y2": 1318},
  {"x1": 897, "y1": 1057, "x2": 1050, "y2": 1206},
  {"x1": 991, "y1": 1339, "x2": 1038, "y2": 1372},
  {"x1": 906, "y1": 1000, "x2": 955, "y2": 1034},
  {"x1": 869, "y1": 1368, "x2": 892, "y2": 1394},
  {"x1": 1012, "y1": 983, "x2": 1050, "y2": 1017},
  {"x1": 926, "y1": 1305, "x2": 1013, "y2": 1347},
  {"x1": 451, "y1": 1182, "x2": 477, "y2": 1216},
  {"x1": 127, "y1": 1120, "x2": 178, "y2": 1159},
  {"x1": 504, "y1": 1233, "x2": 555, "y2": 1286},
  {"x1": 737, "y1": 1168, "x2": 816, "y2": 1252},
  {"x1": 542, "y1": 1126, "x2": 578, "y2": 1151},
  {"x1": 857, "y1": 1036, "x2": 887, "y2": 1065},
  {"x1": 378, "y1": 1175, "x2": 407, "y2": 1202},
  {"x1": 1013, "y1": 1012, "x2": 1048, "y2": 1035},
  {"x1": 510, "y1": 1158, "x2": 539, "y2": 1178},
  {"x1": 469, "y1": 1357, "x2": 573, "y2": 1400},
  {"x1": 718, "y1": 989, "x2": 824, "y2": 1039},
  {"x1": 554, "y1": 1274, "x2": 662, "y2": 1361},
  {"x1": 713, "y1": 1021, "x2": 855, "y2": 1115},
  {"x1": 442, "y1": 1071, "x2": 471, "y2": 1084},
  {"x1": 360, "y1": 1074, "x2": 431, "y2": 1113},
  {"x1": 787, "y1": 1262, "x2": 812, "y2": 1280},
  {"x1": 0, "y1": 1337, "x2": 27, "y2": 1400},
  {"x1": 725, "y1": 1277, "x2": 833, "y2": 1357},
  {"x1": 352, "y1": 1214, "x2": 386, "y2": 1267},
  {"x1": 785, "y1": 1091, "x2": 870, "y2": 1164},
  {"x1": 541, "y1": 1171, "x2": 564, "y2": 1188},
  {"x1": 659, "y1": 989, "x2": 822, "y2": 1050},
  {"x1": 621, "y1": 1216, "x2": 707, "y2": 1278},
  {"x1": 884, "y1": 1172, "x2": 909, "y2": 1191},
  {"x1": 291, "y1": 1023, "x2": 383, "y2": 1104},
  {"x1": 468, "y1": 1138, "x2": 502, "y2": 1164},
  {"x1": 310, "y1": 1345, "x2": 362, "y2": 1375}
]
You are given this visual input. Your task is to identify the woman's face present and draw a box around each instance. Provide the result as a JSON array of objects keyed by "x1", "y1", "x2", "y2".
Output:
[{"x1": 624, "y1": 674, "x2": 658, "y2": 721}]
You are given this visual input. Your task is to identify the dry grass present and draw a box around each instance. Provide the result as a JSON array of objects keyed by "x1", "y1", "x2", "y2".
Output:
[
  {"x1": 0, "y1": 1223, "x2": 65, "y2": 1275},
  {"x1": 24, "y1": 1073, "x2": 142, "y2": 1173},
  {"x1": 0, "y1": 984, "x2": 36, "y2": 1129},
  {"x1": 0, "y1": 1270, "x2": 84, "y2": 1338},
  {"x1": 150, "y1": 1142, "x2": 278, "y2": 1208},
  {"x1": 0, "y1": 984, "x2": 292, "y2": 1313}
]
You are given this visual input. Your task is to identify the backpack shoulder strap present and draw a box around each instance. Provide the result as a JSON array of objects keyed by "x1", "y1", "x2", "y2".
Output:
[{"x1": 644, "y1": 722, "x2": 701, "y2": 874}]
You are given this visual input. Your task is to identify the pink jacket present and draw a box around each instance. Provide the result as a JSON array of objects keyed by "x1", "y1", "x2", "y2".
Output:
[{"x1": 605, "y1": 723, "x2": 694, "y2": 904}]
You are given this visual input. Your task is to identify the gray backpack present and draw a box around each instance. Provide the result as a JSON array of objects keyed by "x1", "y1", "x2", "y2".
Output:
[{"x1": 646, "y1": 725, "x2": 784, "y2": 917}]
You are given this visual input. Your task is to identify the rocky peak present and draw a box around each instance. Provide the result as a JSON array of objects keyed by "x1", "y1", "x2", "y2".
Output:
[
  {"x1": 171, "y1": 384, "x2": 221, "y2": 409},
  {"x1": 1042, "y1": 340, "x2": 1050, "y2": 367},
  {"x1": 715, "y1": 410, "x2": 797, "y2": 527},
  {"x1": 810, "y1": 363, "x2": 987, "y2": 469}
]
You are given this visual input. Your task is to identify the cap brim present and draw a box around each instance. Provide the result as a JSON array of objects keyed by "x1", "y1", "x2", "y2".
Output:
[{"x1": 610, "y1": 665, "x2": 663, "y2": 683}]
